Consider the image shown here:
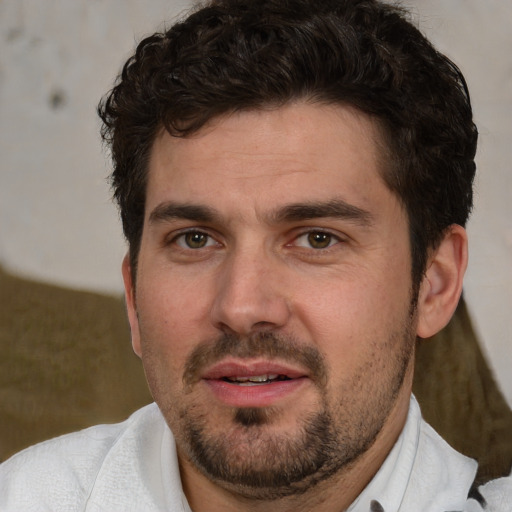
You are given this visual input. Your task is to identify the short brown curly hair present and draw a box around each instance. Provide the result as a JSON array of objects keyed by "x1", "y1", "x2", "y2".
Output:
[{"x1": 98, "y1": 0, "x2": 477, "y2": 289}]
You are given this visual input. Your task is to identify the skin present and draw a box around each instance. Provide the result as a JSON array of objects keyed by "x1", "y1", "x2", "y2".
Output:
[{"x1": 123, "y1": 102, "x2": 467, "y2": 512}]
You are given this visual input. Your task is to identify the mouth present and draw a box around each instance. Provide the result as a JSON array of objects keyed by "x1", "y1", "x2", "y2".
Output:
[{"x1": 201, "y1": 360, "x2": 309, "y2": 407}]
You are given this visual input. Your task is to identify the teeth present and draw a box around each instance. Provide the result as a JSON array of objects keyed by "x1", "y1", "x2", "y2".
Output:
[
  {"x1": 248, "y1": 374, "x2": 278, "y2": 383},
  {"x1": 228, "y1": 374, "x2": 279, "y2": 384}
]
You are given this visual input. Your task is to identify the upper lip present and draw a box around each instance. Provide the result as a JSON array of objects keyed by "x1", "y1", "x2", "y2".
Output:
[{"x1": 202, "y1": 359, "x2": 309, "y2": 380}]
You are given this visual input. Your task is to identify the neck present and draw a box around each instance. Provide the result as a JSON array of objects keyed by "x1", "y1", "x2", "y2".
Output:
[{"x1": 179, "y1": 386, "x2": 413, "y2": 512}]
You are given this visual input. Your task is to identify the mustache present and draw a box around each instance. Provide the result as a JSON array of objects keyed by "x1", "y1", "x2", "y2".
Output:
[{"x1": 182, "y1": 332, "x2": 328, "y2": 388}]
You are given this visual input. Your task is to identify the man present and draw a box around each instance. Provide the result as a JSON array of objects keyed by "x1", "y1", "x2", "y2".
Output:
[{"x1": 1, "y1": 0, "x2": 511, "y2": 510}]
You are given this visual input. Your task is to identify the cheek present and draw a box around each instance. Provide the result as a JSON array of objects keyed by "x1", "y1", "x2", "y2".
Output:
[
  {"x1": 134, "y1": 272, "x2": 218, "y2": 379},
  {"x1": 138, "y1": 269, "x2": 213, "y2": 329},
  {"x1": 294, "y1": 275, "x2": 386, "y2": 332},
  {"x1": 292, "y1": 268, "x2": 411, "y2": 363}
]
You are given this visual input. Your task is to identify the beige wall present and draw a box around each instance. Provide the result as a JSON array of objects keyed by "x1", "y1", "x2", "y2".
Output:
[{"x1": 1, "y1": 1, "x2": 511, "y2": 404}]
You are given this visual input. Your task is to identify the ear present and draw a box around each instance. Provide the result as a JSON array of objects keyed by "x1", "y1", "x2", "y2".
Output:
[
  {"x1": 416, "y1": 224, "x2": 468, "y2": 339},
  {"x1": 122, "y1": 253, "x2": 142, "y2": 358}
]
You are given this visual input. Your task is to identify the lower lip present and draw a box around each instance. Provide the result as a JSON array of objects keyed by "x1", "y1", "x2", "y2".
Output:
[{"x1": 204, "y1": 378, "x2": 308, "y2": 408}]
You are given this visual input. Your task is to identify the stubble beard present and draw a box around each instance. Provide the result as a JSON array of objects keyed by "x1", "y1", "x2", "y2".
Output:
[
  {"x1": 182, "y1": 404, "x2": 342, "y2": 499},
  {"x1": 164, "y1": 323, "x2": 416, "y2": 501}
]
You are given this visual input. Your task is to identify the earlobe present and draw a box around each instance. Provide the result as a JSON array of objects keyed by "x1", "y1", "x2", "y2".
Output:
[
  {"x1": 122, "y1": 254, "x2": 142, "y2": 358},
  {"x1": 416, "y1": 224, "x2": 468, "y2": 339}
]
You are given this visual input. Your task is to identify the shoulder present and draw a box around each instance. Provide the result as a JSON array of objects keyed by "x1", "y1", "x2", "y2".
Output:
[{"x1": 0, "y1": 403, "x2": 161, "y2": 512}]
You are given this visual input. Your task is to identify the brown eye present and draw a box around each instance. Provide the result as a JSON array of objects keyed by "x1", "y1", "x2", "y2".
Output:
[
  {"x1": 186, "y1": 232, "x2": 207, "y2": 248},
  {"x1": 175, "y1": 231, "x2": 214, "y2": 249},
  {"x1": 307, "y1": 232, "x2": 333, "y2": 249}
]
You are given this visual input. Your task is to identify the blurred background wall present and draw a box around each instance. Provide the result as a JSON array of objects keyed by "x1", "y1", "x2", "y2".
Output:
[{"x1": 0, "y1": 1, "x2": 511, "y2": 406}]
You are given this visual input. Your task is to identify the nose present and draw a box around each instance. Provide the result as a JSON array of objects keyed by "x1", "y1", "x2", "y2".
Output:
[{"x1": 210, "y1": 247, "x2": 291, "y2": 336}]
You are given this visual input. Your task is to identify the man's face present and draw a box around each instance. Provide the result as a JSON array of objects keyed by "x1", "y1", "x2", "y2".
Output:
[{"x1": 124, "y1": 102, "x2": 418, "y2": 498}]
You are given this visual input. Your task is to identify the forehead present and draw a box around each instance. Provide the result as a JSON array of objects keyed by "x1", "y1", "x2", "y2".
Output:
[{"x1": 146, "y1": 102, "x2": 395, "y2": 220}]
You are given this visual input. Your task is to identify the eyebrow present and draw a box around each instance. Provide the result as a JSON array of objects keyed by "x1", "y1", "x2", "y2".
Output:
[
  {"x1": 149, "y1": 202, "x2": 220, "y2": 224},
  {"x1": 148, "y1": 198, "x2": 374, "y2": 227},
  {"x1": 270, "y1": 199, "x2": 374, "y2": 226}
]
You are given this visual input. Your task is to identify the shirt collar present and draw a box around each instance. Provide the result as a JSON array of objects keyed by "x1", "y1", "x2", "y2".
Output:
[{"x1": 347, "y1": 395, "x2": 477, "y2": 512}]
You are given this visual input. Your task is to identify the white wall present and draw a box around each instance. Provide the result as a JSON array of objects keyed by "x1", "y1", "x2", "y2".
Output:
[
  {"x1": 1, "y1": 1, "x2": 510, "y2": 405},
  {"x1": 0, "y1": 0, "x2": 192, "y2": 293}
]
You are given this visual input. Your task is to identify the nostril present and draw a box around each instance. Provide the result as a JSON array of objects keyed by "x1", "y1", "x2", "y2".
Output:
[
  {"x1": 217, "y1": 322, "x2": 234, "y2": 334},
  {"x1": 252, "y1": 320, "x2": 278, "y2": 331},
  {"x1": 216, "y1": 320, "x2": 277, "y2": 337}
]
